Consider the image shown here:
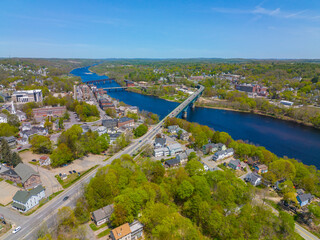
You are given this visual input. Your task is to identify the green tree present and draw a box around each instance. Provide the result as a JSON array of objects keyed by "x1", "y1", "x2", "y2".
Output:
[
  {"x1": 177, "y1": 180, "x2": 194, "y2": 200},
  {"x1": 58, "y1": 118, "x2": 64, "y2": 130},
  {"x1": 74, "y1": 197, "x2": 90, "y2": 224},
  {"x1": 30, "y1": 135, "x2": 52, "y2": 154},
  {"x1": 185, "y1": 160, "x2": 204, "y2": 177},
  {"x1": 51, "y1": 143, "x2": 73, "y2": 167},
  {"x1": 11, "y1": 152, "x2": 22, "y2": 167},
  {"x1": 134, "y1": 124, "x2": 148, "y2": 138},
  {"x1": 0, "y1": 123, "x2": 19, "y2": 137}
]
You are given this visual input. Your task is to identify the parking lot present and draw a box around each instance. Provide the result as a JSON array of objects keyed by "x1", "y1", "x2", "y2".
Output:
[{"x1": 0, "y1": 181, "x2": 20, "y2": 206}]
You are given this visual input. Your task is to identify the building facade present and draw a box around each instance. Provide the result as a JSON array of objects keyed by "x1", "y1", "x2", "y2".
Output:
[{"x1": 12, "y1": 90, "x2": 43, "y2": 103}]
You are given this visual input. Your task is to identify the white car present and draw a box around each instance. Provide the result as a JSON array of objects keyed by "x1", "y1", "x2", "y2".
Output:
[{"x1": 12, "y1": 226, "x2": 21, "y2": 234}]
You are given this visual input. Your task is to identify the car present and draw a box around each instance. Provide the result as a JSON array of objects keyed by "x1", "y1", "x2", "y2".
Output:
[
  {"x1": 12, "y1": 226, "x2": 21, "y2": 234},
  {"x1": 17, "y1": 146, "x2": 22, "y2": 150},
  {"x1": 59, "y1": 173, "x2": 62, "y2": 177},
  {"x1": 69, "y1": 171, "x2": 72, "y2": 174},
  {"x1": 63, "y1": 196, "x2": 69, "y2": 201},
  {"x1": 32, "y1": 159, "x2": 37, "y2": 162},
  {"x1": 139, "y1": 140, "x2": 142, "y2": 143},
  {"x1": 2, "y1": 220, "x2": 6, "y2": 224},
  {"x1": 73, "y1": 170, "x2": 76, "y2": 173}
]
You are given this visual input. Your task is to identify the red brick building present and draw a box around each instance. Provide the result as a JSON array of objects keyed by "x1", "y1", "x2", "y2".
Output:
[
  {"x1": 124, "y1": 80, "x2": 135, "y2": 87},
  {"x1": 117, "y1": 117, "x2": 134, "y2": 127},
  {"x1": 32, "y1": 106, "x2": 67, "y2": 118}
]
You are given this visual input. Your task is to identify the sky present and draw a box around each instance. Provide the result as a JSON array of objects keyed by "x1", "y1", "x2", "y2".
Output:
[{"x1": 1, "y1": 0, "x2": 320, "y2": 59}]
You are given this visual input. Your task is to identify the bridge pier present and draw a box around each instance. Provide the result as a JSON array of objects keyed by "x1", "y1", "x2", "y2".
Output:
[
  {"x1": 182, "y1": 110, "x2": 187, "y2": 119},
  {"x1": 191, "y1": 102, "x2": 195, "y2": 110}
]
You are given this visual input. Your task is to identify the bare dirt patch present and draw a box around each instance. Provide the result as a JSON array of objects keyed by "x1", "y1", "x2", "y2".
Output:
[{"x1": 0, "y1": 182, "x2": 20, "y2": 205}]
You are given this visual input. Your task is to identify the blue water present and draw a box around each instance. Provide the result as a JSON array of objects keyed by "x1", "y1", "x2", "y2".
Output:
[{"x1": 71, "y1": 66, "x2": 320, "y2": 168}]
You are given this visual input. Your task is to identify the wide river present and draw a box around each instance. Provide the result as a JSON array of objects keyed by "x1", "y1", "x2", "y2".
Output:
[{"x1": 71, "y1": 66, "x2": 320, "y2": 168}]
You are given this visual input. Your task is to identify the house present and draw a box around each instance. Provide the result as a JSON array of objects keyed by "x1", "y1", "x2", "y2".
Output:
[
  {"x1": 0, "y1": 113, "x2": 7, "y2": 123},
  {"x1": 128, "y1": 106, "x2": 138, "y2": 114},
  {"x1": 12, "y1": 185, "x2": 45, "y2": 212},
  {"x1": 245, "y1": 172, "x2": 262, "y2": 186},
  {"x1": 202, "y1": 162, "x2": 209, "y2": 171},
  {"x1": 92, "y1": 204, "x2": 114, "y2": 226},
  {"x1": 17, "y1": 137, "x2": 28, "y2": 145},
  {"x1": 154, "y1": 137, "x2": 166, "y2": 149},
  {"x1": 202, "y1": 143, "x2": 226, "y2": 154},
  {"x1": 109, "y1": 133, "x2": 122, "y2": 144},
  {"x1": 165, "y1": 158, "x2": 181, "y2": 168},
  {"x1": 167, "y1": 143, "x2": 183, "y2": 155},
  {"x1": 129, "y1": 220, "x2": 144, "y2": 240},
  {"x1": 185, "y1": 149, "x2": 195, "y2": 157},
  {"x1": 124, "y1": 80, "x2": 135, "y2": 87},
  {"x1": 254, "y1": 164, "x2": 268, "y2": 174},
  {"x1": 118, "y1": 117, "x2": 134, "y2": 128},
  {"x1": 0, "y1": 136, "x2": 17, "y2": 148},
  {"x1": 81, "y1": 124, "x2": 90, "y2": 133},
  {"x1": 168, "y1": 125, "x2": 179, "y2": 133},
  {"x1": 16, "y1": 110, "x2": 26, "y2": 121},
  {"x1": 175, "y1": 152, "x2": 188, "y2": 164},
  {"x1": 21, "y1": 122, "x2": 32, "y2": 131},
  {"x1": 0, "y1": 163, "x2": 41, "y2": 190},
  {"x1": 110, "y1": 223, "x2": 131, "y2": 240},
  {"x1": 94, "y1": 126, "x2": 108, "y2": 136},
  {"x1": 153, "y1": 147, "x2": 169, "y2": 157},
  {"x1": 39, "y1": 156, "x2": 51, "y2": 166},
  {"x1": 212, "y1": 148, "x2": 234, "y2": 161},
  {"x1": 102, "y1": 119, "x2": 118, "y2": 129},
  {"x1": 297, "y1": 193, "x2": 314, "y2": 207},
  {"x1": 180, "y1": 132, "x2": 190, "y2": 141},
  {"x1": 228, "y1": 159, "x2": 241, "y2": 170}
]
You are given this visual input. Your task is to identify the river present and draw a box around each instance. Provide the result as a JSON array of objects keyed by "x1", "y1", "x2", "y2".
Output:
[{"x1": 71, "y1": 66, "x2": 320, "y2": 168}]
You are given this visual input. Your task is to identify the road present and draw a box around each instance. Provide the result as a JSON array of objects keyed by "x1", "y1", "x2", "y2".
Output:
[{"x1": 1, "y1": 86, "x2": 205, "y2": 240}]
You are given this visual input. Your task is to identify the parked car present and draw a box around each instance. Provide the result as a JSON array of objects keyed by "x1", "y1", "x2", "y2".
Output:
[
  {"x1": 73, "y1": 170, "x2": 76, "y2": 173},
  {"x1": 69, "y1": 171, "x2": 72, "y2": 174},
  {"x1": 17, "y1": 146, "x2": 22, "y2": 150},
  {"x1": 32, "y1": 159, "x2": 37, "y2": 162},
  {"x1": 63, "y1": 196, "x2": 69, "y2": 201},
  {"x1": 2, "y1": 220, "x2": 6, "y2": 224},
  {"x1": 12, "y1": 226, "x2": 21, "y2": 234}
]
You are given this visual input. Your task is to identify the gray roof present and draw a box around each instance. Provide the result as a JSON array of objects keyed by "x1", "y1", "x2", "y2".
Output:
[
  {"x1": 13, "y1": 185, "x2": 45, "y2": 204},
  {"x1": 185, "y1": 149, "x2": 195, "y2": 156},
  {"x1": 177, "y1": 152, "x2": 188, "y2": 160},
  {"x1": 246, "y1": 172, "x2": 262, "y2": 185},
  {"x1": 119, "y1": 117, "x2": 133, "y2": 123},
  {"x1": 297, "y1": 193, "x2": 313, "y2": 203},
  {"x1": 0, "y1": 136, "x2": 16, "y2": 143},
  {"x1": 167, "y1": 143, "x2": 182, "y2": 151},
  {"x1": 0, "y1": 113, "x2": 7, "y2": 119},
  {"x1": 102, "y1": 119, "x2": 118, "y2": 128},
  {"x1": 14, "y1": 163, "x2": 39, "y2": 183},
  {"x1": 130, "y1": 220, "x2": 144, "y2": 233},
  {"x1": 229, "y1": 159, "x2": 241, "y2": 166},
  {"x1": 165, "y1": 158, "x2": 180, "y2": 166},
  {"x1": 155, "y1": 137, "x2": 166, "y2": 146},
  {"x1": 92, "y1": 204, "x2": 114, "y2": 222}
]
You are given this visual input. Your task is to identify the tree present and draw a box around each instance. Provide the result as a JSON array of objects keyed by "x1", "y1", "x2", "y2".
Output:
[
  {"x1": 105, "y1": 108, "x2": 117, "y2": 118},
  {"x1": 30, "y1": 135, "x2": 52, "y2": 154},
  {"x1": 63, "y1": 111, "x2": 70, "y2": 120},
  {"x1": 7, "y1": 114, "x2": 20, "y2": 128},
  {"x1": 177, "y1": 180, "x2": 194, "y2": 200},
  {"x1": 58, "y1": 206, "x2": 77, "y2": 228},
  {"x1": 11, "y1": 152, "x2": 22, "y2": 167},
  {"x1": 185, "y1": 160, "x2": 204, "y2": 177},
  {"x1": 188, "y1": 152, "x2": 197, "y2": 161},
  {"x1": 74, "y1": 197, "x2": 90, "y2": 224},
  {"x1": 134, "y1": 124, "x2": 148, "y2": 138},
  {"x1": 269, "y1": 159, "x2": 296, "y2": 181},
  {"x1": 0, "y1": 139, "x2": 11, "y2": 163},
  {"x1": 58, "y1": 118, "x2": 64, "y2": 130},
  {"x1": 51, "y1": 143, "x2": 73, "y2": 167},
  {"x1": 0, "y1": 123, "x2": 18, "y2": 137}
]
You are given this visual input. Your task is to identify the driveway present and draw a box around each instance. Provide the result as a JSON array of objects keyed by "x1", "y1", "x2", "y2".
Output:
[{"x1": 19, "y1": 151, "x2": 62, "y2": 196}]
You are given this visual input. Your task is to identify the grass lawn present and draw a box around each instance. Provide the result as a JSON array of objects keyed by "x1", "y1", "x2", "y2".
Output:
[
  {"x1": 0, "y1": 178, "x2": 3, "y2": 182},
  {"x1": 5, "y1": 179, "x2": 14, "y2": 185},
  {"x1": 97, "y1": 228, "x2": 110, "y2": 238},
  {"x1": 55, "y1": 165, "x2": 99, "y2": 189},
  {"x1": 18, "y1": 148, "x2": 29, "y2": 153},
  {"x1": 89, "y1": 222, "x2": 108, "y2": 231},
  {"x1": 29, "y1": 161, "x2": 39, "y2": 166},
  {"x1": 86, "y1": 116, "x2": 100, "y2": 122}
]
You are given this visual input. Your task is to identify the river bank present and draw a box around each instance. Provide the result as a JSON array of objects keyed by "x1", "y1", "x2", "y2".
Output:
[
  {"x1": 127, "y1": 86, "x2": 319, "y2": 130},
  {"x1": 76, "y1": 65, "x2": 320, "y2": 168}
]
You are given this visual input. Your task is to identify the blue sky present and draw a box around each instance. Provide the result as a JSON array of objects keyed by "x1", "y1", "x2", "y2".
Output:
[{"x1": 1, "y1": 0, "x2": 320, "y2": 58}]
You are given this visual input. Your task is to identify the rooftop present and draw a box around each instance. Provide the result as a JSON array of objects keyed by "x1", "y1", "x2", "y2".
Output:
[{"x1": 111, "y1": 223, "x2": 131, "y2": 240}]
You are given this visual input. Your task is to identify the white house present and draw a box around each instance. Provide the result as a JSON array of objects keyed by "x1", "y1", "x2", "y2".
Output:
[
  {"x1": 16, "y1": 110, "x2": 27, "y2": 121},
  {"x1": 212, "y1": 148, "x2": 234, "y2": 161},
  {"x1": 21, "y1": 122, "x2": 32, "y2": 131},
  {"x1": 153, "y1": 147, "x2": 170, "y2": 157},
  {"x1": 167, "y1": 143, "x2": 183, "y2": 155},
  {"x1": 0, "y1": 113, "x2": 7, "y2": 123},
  {"x1": 39, "y1": 156, "x2": 51, "y2": 166},
  {"x1": 94, "y1": 126, "x2": 108, "y2": 136},
  {"x1": 245, "y1": 172, "x2": 262, "y2": 186},
  {"x1": 12, "y1": 185, "x2": 45, "y2": 212}
]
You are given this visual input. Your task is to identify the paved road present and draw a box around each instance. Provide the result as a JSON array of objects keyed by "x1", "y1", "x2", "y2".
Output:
[{"x1": 2, "y1": 87, "x2": 205, "y2": 240}]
